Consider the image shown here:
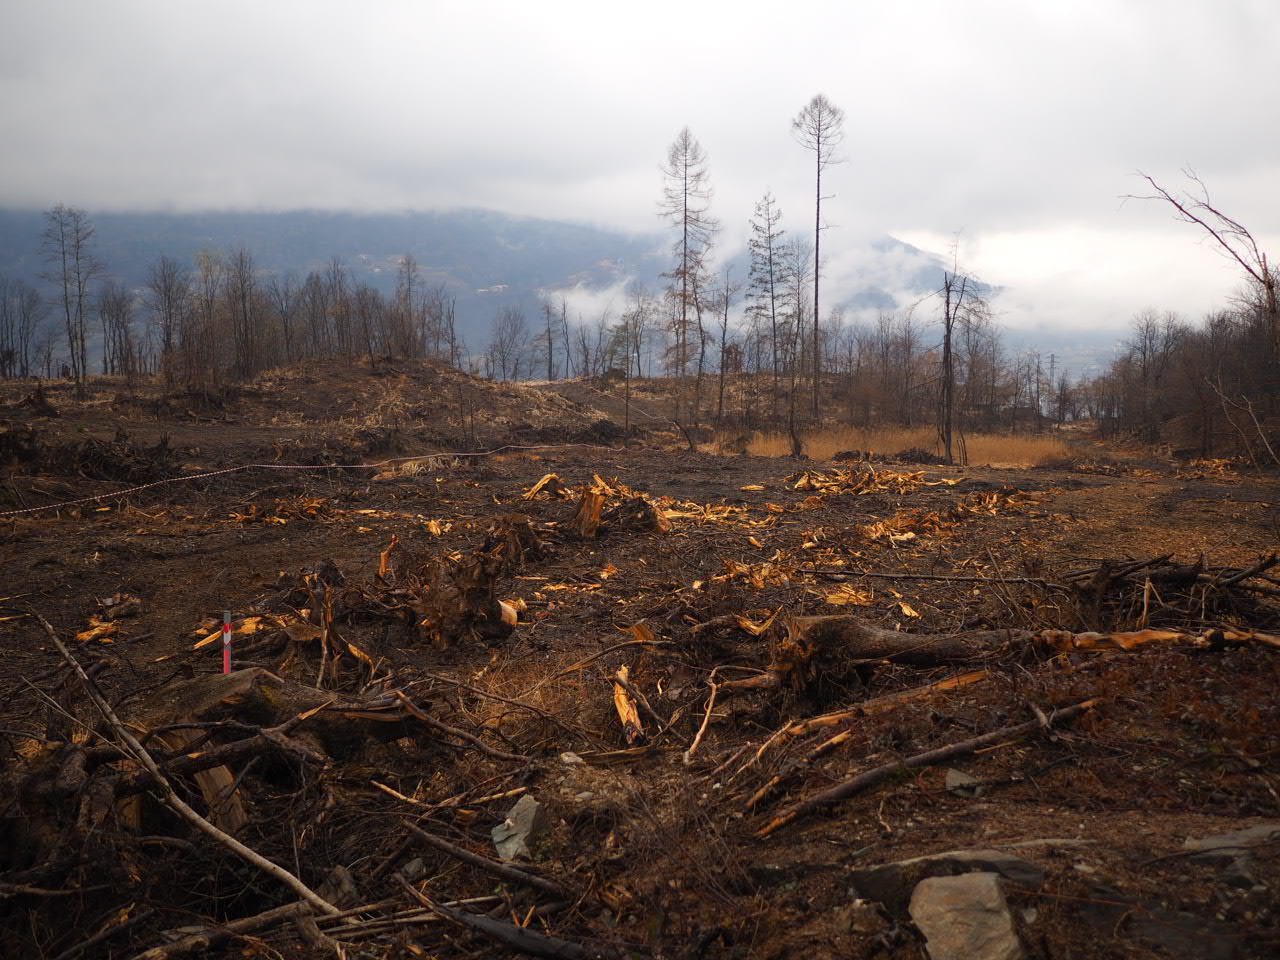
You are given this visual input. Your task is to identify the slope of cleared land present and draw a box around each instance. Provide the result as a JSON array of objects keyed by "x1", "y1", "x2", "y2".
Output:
[{"x1": 1, "y1": 360, "x2": 1278, "y2": 959}]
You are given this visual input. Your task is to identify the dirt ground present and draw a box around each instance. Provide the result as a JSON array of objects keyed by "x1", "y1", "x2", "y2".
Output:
[{"x1": 2, "y1": 360, "x2": 1278, "y2": 959}]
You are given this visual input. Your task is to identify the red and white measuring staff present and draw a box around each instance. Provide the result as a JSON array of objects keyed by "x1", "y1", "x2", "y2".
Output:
[{"x1": 222, "y1": 609, "x2": 232, "y2": 673}]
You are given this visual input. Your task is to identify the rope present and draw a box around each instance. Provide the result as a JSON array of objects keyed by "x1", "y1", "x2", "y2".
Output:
[{"x1": 0, "y1": 442, "x2": 625, "y2": 519}]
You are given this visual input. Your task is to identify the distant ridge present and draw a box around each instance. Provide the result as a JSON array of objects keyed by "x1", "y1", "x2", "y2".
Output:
[
  {"x1": 1, "y1": 207, "x2": 994, "y2": 344},
  {"x1": 0, "y1": 208, "x2": 667, "y2": 337}
]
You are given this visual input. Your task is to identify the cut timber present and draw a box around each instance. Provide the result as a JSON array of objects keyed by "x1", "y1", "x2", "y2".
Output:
[
  {"x1": 570, "y1": 489, "x2": 605, "y2": 538},
  {"x1": 718, "y1": 617, "x2": 1254, "y2": 696},
  {"x1": 523, "y1": 473, "x2": 568, "y2": 500},
  {"x1": 722, "y1": 616, "x2": 1022, "y2": 695},
  {"x1": 612, "y1": 665, "x2": 645, "y2": 745}
]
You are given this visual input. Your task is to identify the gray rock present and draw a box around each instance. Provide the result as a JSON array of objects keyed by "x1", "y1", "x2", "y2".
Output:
[
  {"x1": 945, "y1": 768, "x2": 985, "y2": 798},
  {"x1": 316, "y1": 865, "x2": 360, "y2": 908},
  {"x1": 399, "y1": 857, "x2": 426, "y2": 882},
  {"x1": 852, "y1": 848, "x2": 1045, "y2": 914},
  {"x1": 1183, "y1": 823, "x2": 1280, "y2": 865},
  {"x1": 1219, "y1": 857, "x2": 1256, "y2": 889},
  {"x1": 909, "y1": 872, "x2": 1024, "y2": 960},
  {"x1": 491, "y1": 794, "x2": 547, "y2": 860}
]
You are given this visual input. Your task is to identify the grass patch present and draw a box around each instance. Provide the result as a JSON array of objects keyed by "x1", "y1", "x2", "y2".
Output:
[{"x1": 712, "y1": 426, "x2": 1073, "y2": 467}]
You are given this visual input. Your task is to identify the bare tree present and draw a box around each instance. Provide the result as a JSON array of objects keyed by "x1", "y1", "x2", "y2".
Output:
[
  {"x1": 352, "y1": 282, "x2": 384, "y2": 360},
  {"x1": 145, "y1": 255, "x2": 190, "y2": 384},
  {"x1": 97, "y1": 279, "x2": 136, "y2": 378},
  {"x1": 659, "y1": 127, "x2": 718, "y2": 390},
  {"x1": 0, "y1": 277, "x2": 46, "y2": 378},
  {"x1": 265, "y1": 271, "x2": 299, "y2": 364},
  {"x1": 538, "y1": 300, "x2": 557, "y2": 380},
  {"x1": 225, "y1": 248, "x2": 260, "y2": 379},
  {"x1": 746, "y1": 192, "x2": 788, "y2": 420},
  {"x1": 792, "y1": 94, "x2": 845, "y2": 419},
  {"x1": 187, "y1": 250, "x2": 223, "y2": 389},
  {"x1": 487, "y1": 306, "x2": 528, "y2": 380},
  {"x1": 713, "y1": 267, "x2": 742, "y2": 426},
  {"x1": 558, "y1": 298, "x2": 575, "y2": 378},
  {"x1": 391, "y1": 254, "x2": 423, "y2": 358},
  {"x1": 300, "y1": 270, "x2": 330, "y2": 358},
  {"x1": 41, "y1": 204, "x2": 104, "y2": 396},
  {"x1": 422, "y1": 284, "x2": 459, "y2": 364},
  {"x1": 937, "y1": 255, "x2": 990, "y2": 465},
  {"x1": 1131, "y1": 171, "x2": 1278, "y2": 357},
  {"x1": 325, "y1": 257, "x2": 352, "y2": 356}
]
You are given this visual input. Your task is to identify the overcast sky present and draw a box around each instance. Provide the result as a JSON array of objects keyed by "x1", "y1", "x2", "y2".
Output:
[{"x1": 2, "y1": 0, "x2": 1277, "y2": 335}]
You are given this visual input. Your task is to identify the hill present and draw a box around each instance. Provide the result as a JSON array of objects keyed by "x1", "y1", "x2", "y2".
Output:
[{"x1": 2, "y1": 208, "x2": 1004, "y2": 348}]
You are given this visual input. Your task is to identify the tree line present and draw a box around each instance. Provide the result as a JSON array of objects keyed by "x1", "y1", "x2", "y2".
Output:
[
  {"x1": 7, "y1": 132, "x2": 1273, "y2": 465},
  {"x1": 1086, "y1": 173, "x2": 1280, "y2": 462}
]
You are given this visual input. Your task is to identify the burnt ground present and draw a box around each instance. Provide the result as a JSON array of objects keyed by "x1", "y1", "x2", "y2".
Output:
[{"x1": 2, "y1": 360, "x2": 1279, "y2": 959}]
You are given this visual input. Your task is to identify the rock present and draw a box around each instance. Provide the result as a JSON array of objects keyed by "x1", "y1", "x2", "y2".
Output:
[
  {"x1": 316, "y1": 865, "x2": 360, "y2": 908},
  {"x1": 491, "y1": 794, "x2": 547, "y2": 860},
  {"x1": 559, "y1": 751, "x2": 584, "y2": 765},
  {"x1": 944, "y1": 768, "x2": 985, "y2": 798},
  {"x1": 399, "y1": 857, "x2": 426, "y2": 882},
  {"x1": 1183, "y1": 823, "x2": 1280, "y2": 865},
  {"x1": 909, "y1": 873, "x2": 1024, "y2": 960},
  {"x1": 852, "y1": 849, "x2": 1045, "y2": 914},
  {"x1": 1219, "y1": 857, "x2": 1256, "y2": 889},
  {"x1": 1184, "y1": 823, "x2": 1280, "y2": 889}
]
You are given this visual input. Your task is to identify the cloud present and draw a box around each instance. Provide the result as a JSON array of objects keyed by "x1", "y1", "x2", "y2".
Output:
[{"x1": 2, "y1": 0, "x2": 1277, "y2": 337}]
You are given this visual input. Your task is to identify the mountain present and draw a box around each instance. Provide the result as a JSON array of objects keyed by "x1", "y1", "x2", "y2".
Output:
[
  {"x1": 0, "y1": 207, "x2": 997, "y2": 345},
  {"x1": 0, "y1": 208, "x2": 668, "y2": 340}
]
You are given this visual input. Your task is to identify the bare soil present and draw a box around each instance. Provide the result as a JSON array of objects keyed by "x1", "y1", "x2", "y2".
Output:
[{"x1": 2, "y1": 359, "x2": 1278, "y2": 959}]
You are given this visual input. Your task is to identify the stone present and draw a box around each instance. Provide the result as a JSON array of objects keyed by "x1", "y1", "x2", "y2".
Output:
[
  {"x1": 909, "y1": 873, "x2": 1024, "y2": 960},
  {"x1": 491, "y1": 794, "x2": 547, "y2": 860},
  {"x1": 945, "y1": 768, "x2": 985, "y2": 798},
  {"x1": 1183, "y1": 823, "x2": 1280, "y2": 865},
  {"x1": 1219, "y1": 857, "x2": 1255, "y2": 889},
  {"x1": 852, "y1": 848, "x2": 1045, "y2": 914},
  {"x1": 399, "y1": 857, "x2": 426, "y2": 882},
  {"x1": 316, "y1": 864, "x2": 360, "y2": 908}
]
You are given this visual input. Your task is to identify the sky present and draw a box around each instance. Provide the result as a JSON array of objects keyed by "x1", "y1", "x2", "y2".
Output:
[{"x1": 2, "y1": 0, "x2": 1277, "y2": 336}]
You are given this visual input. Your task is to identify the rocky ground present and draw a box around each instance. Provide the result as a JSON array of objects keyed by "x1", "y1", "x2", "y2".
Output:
[{"x1": 1, "y1": 360, "x2": 1278, "y2": 959}]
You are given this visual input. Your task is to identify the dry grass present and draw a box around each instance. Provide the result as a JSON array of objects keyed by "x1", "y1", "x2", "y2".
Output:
[{"x1": 712, "y1": 426, "x2": 1073, "y2": 467}]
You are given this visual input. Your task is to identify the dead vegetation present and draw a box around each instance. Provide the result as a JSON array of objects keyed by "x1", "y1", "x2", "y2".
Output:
[{"x1": 1, "y1": 366, "x2": 1279, "y2": 959}]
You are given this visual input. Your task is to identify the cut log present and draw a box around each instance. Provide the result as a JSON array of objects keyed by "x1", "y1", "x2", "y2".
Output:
[{"x1": 722, "y1": 616, "x2": 1025, "y2": 695}]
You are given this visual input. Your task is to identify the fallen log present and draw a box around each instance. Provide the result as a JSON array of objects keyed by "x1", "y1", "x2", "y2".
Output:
[
  {"x1": 127, "y1": 901, "x2": 309, "y2": 960},
  {"x1": 755, "y1": 699, "x2": 1097, "y2": 837},
  {"x1": 399, "y1": 878, "x2": 618, "y2": 960},
  {"x1": 718, "y1": 616, "x2": 1253, "y2": 696},
  {"x1": 720, "y1": 616, "x2": 1023, "y2": 695}
]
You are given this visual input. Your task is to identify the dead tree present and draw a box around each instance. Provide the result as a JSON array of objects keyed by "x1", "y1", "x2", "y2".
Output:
[
  {"x1": 792, "y1": 93, "x2": 845, "y2": 420},
  {"x1": 1132, "y1": 171, "x2": 1279, "y2": 358}
]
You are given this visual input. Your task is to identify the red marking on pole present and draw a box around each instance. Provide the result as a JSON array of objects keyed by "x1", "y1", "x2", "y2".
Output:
[{"x1": 222, "y1": 610, "x2": 232, "y2": 674}]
